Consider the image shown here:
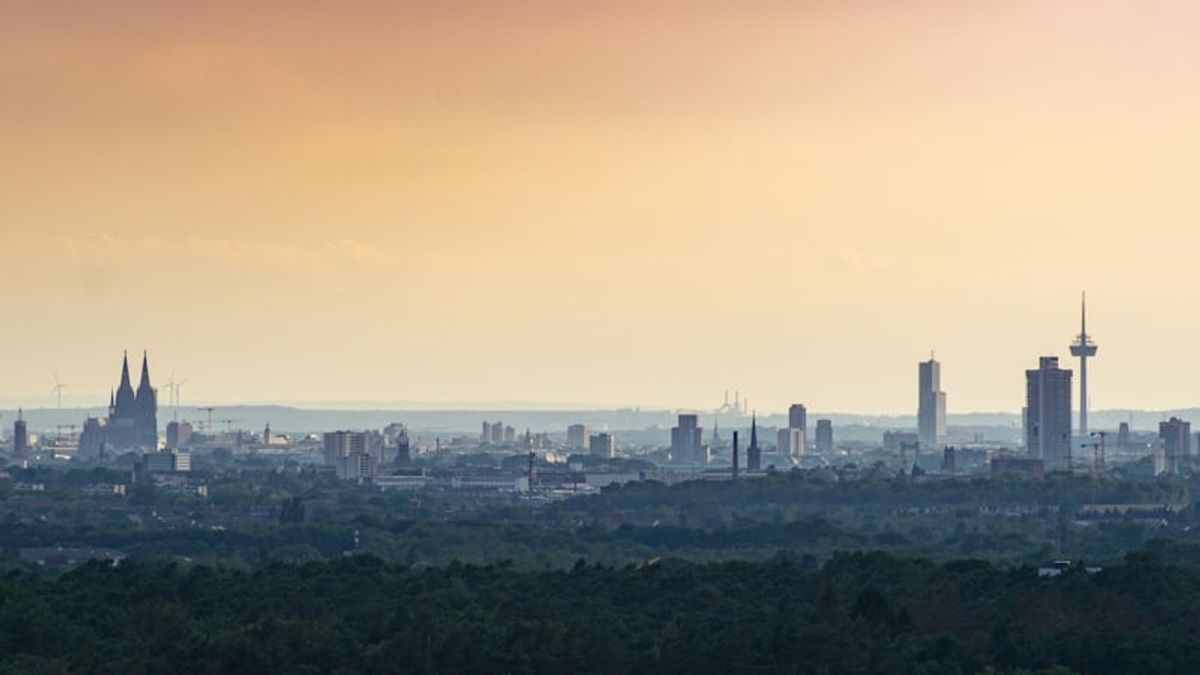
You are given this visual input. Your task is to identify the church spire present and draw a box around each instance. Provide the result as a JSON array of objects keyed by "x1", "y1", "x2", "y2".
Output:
[
  {"x1": 137, "y1": 350, "x2": 152, "y2": 393},
  {"x1": 114, "y1": 351, "x2": 137, "y2": 416},
  {"x1": 119, "y1": 351, "x2": 132, "y2": 390}
]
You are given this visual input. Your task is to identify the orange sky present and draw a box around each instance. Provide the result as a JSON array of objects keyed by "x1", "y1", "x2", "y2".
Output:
[{"x1": 3, "y1": 1, "x2": 1200, "y2": 414}]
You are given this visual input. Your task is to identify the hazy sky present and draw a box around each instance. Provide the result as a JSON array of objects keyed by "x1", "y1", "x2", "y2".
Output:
[{"x1": 3, "y1": 1, "x2": 1200, "y2": 414}]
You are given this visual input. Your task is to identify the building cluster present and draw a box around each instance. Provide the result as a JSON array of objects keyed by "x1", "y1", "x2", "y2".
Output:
[
  {"x1": 6, "y1": 295, "x2": 1199, "y2": 489},
  {"x1": 481, "y1": 421, "x2": 516, "y2": 446}
]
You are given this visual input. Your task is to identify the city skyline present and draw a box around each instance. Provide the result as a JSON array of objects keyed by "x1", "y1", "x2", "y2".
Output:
[
  {"x1": 7, "y1": 2, "x2": 1200, "y2": 413},
  {"x1": 0, "y1": 294, "x2": 1172, "y2": 417}
]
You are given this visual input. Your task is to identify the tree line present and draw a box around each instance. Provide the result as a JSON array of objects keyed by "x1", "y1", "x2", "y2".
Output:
[{"x1": 3, "y1": 548, "x2": 1200, "y2": 673}]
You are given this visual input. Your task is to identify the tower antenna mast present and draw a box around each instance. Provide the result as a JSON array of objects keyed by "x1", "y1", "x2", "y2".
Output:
[{"x1": 1069, "y1": 292, "x2": 1098, "y2": 438}]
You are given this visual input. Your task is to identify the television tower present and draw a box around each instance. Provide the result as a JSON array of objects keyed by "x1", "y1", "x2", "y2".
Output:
[{"x1": 1069, "y1": 293, "x2": 1098, "y2": 437}]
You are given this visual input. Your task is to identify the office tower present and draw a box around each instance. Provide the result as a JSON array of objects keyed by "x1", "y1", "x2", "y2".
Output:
[
  {"x1": 670, "y1": 414, "x2": 706, "y2": 465},
  {"x1": 815, "y1": 419, "x2": 833, "y2": 453},
  {"x1": 1025, "y1": 356, "x2": 1073, "y2": 470},
  {"x1": 918, "y1": 357, "x2": 947, "y2": 449},
  {"x1": 589, "y1": 432, "x2": 615, "y2": 458},
  {"x1": 747, "y1": 414, "x2": 761, "y2": 471},
  {"x1": 777, "y1": 427, "x2": 804, "y2": 461},
  {"x1": 166, "y1": 420, "x2": 193, "y2": 448},
  {"x1": 1117, "y1": 422, "x2": 1130, "y2": 450},
  {"x1": 481, "y1": 421, "x2": 492, "y2": 445},
  {"x1": 567, "y1": 424, "x2": 589, "y2": 449},
  {"x1": 788, "y1": 404, "x2": 807, "y2": 435},
  {"x1": 396, "y1": 426, "x2": 411, "y2": 467},
  {"x1": 491, "y1": 421, "x2": 504, "y2": 445},
  {"x1": 1069, "y1": 293, "x2": 1098, "y2": 438},
  {"x1": 13, "y1": 409, "x2": 27, "y2": 457},
  {"x1": 1159, "y1": 417, "x2": 1191, "y2": 472},
  {"x1": 503, "y1": 425, "x2": 516, "y2": 444}
]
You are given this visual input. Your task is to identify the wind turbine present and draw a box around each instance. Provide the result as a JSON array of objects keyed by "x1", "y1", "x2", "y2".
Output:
[
  {"x1": 166, "y1": 374, "x2": 187, "y2": 420},
  {"x1": 51, "y1": 374, "x2": 67, "y2": 410}
]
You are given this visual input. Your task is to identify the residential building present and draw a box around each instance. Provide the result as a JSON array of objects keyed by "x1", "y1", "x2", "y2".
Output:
[
  {"x1": 589, "y1": 432, "x2": 615, "y2": 458},
  {"x1": 567, "y1": 424, "x2": 589, "y2": 449}
]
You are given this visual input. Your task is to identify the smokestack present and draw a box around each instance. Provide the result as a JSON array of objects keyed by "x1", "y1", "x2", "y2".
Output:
[{"x1": 732, "y1": 431, "x2": 739, "y2": 481}]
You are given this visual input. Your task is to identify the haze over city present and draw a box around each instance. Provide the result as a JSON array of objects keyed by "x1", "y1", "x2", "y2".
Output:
[{"x1": 5, "y1": 1, "x2": 1200, "y2": 414}]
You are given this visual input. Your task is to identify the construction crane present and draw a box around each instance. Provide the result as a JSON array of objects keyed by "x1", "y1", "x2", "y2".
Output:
[
  {"x1": 1088, "y1": 431, "x2": 1108, "y2": 475},
  {"x1": 197, "y1": 407, "x2": 216, "y2": 434}
]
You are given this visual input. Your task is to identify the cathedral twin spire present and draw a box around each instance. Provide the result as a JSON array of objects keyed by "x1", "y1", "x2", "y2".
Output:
[{"x1": 109, "y1": 351, "x2": 158, "y2": 449}]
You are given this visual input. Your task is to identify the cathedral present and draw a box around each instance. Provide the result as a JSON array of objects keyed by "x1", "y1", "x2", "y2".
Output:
[{"x1": 104, "y1": 351, "x2": 158, "y2": 450}]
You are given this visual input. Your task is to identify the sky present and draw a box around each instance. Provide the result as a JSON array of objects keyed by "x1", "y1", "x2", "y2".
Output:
[{"x1": 3, "y1": 1, "x2": 1200, "y2": 414}]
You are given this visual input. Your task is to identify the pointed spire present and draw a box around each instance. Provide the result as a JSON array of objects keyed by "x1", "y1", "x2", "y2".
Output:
[
  {"x1": 114, "y1": 351, "x2": 137, "y2": 415},
  {"x1": 119, "y1": 351, "x2": 132, "y2": 389},
  {"x1": 138, "y1": 350, "x2": 152, "y2": 391},
  {"x1": 749, "y1": 411, "x2": 758, "y2": 450}
]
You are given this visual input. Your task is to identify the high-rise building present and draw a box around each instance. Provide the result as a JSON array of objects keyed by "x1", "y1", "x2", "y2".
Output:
[
  {"x1": 324, "y1": 431, "x2": 368, "y2": 465},
  {"x1": 1159, "y1": 417, "x2": 1191, "y2": 473},
  {"x1": 670, "y1": 414, "x2": 707, "y2": 465},
  {"x1": 918, "y1": 357, "x2": 946, "y2": 449},
  {"x1": 1025, "y1": 356, "x2": 1073, "y2": 470},
  {"x1": 777, "y1": 427, "x2": 804, "y2": 461},
  {"x1": 166, "y1": 420, "x2": 193, "y2": 448},
  {"x1": 12, "y1": 409, "x2": 27, "y2": 457},
  {"x1": 325, "y1": 431, "x2": 375, "y2": 480},
  {"x1": 815, "y1": 419, "x2": 833, "y2": 453},
  {"x1": 589, "y1": 432, "x2": 615, "y2": 458},
  {"x1": 479, "y1": 421, "x2": 509, "y2": 446},
  {"x1": 788, "y1": 404, "x2": 807, "y2": 435},
  {"x1": 567, "y1": 424, "x2": 589, "y2": 449},
  {"x1": 395, "y1": 426, "x2": 411, "y2": 467}
]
